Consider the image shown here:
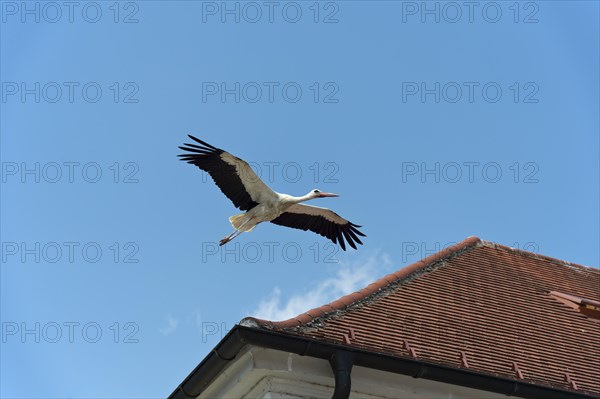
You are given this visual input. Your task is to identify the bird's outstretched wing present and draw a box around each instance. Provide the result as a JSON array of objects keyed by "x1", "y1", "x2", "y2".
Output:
[
  {"x1": 270, "y1": 204, "x2": 365, "y2": 251},
  {"x1": 178, "y1": 135, "x2": 277, "y2": 211}
]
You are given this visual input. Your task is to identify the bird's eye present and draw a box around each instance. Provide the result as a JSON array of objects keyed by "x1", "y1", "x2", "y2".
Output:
[{"x1": 314, "y1": 190, "x2": 320, "y2": 193}]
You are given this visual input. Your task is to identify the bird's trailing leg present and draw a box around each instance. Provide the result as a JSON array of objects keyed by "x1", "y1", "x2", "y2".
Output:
[
  {"x1": 219, "y1": 216, "x2": 254, "y2": 246},
  {"x1": 219, "y1": 229, "x2": 243, "y2": 246}
]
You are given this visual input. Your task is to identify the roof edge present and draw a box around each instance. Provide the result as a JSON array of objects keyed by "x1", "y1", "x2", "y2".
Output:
[
  {"x1": 479, "y1": 240, "x2": 596, "y2": 272},
  {"x1": 241, "y1": 236, "x2": 482, "y2": 329}
]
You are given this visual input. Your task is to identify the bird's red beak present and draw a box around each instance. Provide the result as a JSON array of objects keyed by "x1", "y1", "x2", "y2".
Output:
[{"x1": 319, "y1": 192, "x2": 339, "y2": 198}]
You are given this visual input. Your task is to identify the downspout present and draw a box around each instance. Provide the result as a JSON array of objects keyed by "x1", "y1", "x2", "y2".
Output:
[{"x1": 329, "y1": 350, "x2": 354, "y2": 399}]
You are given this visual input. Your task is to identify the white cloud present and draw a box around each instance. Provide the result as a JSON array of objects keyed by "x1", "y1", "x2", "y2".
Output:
[
  {"x1": 251, "y1": 252, "x2": 393, "y2": 321},
  {"x1": 159, "y1": 314, "x2": 179, "y2": 336}
]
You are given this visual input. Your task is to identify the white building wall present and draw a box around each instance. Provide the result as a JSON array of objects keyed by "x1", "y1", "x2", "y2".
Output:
[{"x1": 200, "y1": 346, "x2": 511, "y2": 399}]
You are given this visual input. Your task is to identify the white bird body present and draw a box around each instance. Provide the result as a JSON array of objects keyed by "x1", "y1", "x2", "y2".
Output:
[
  {"x1": 229, "y1": 193, "x2": 293, "y2": 232},
  {"x1": 179, "y1": 136, "x2": 365, "y2": 250},
  {"x1": 230, "y1": 192, "x2": 326, "y2": 231}
]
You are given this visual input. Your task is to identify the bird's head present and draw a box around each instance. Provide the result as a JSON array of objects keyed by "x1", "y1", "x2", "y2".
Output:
[{"x1": 308, "y1": 189, "x2": 339, "y2": 199}]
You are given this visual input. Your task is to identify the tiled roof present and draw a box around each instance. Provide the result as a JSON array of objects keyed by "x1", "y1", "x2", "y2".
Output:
[{"x1": 242, "y1": 237, "x2": 600, "y2": 396}]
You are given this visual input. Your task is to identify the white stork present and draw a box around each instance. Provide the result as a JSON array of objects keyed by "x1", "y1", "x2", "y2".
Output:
[{"x1": 178, "y1": 135, "x2": 365, "y2": 250}]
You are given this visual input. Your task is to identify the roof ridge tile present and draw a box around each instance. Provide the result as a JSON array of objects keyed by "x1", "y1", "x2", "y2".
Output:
[
  {"x1": 241, "y1": 236, "x2": 482, "y2": 329},
  {"x1": 480, "y1": 240, "x2": 597, "y2": 272}
]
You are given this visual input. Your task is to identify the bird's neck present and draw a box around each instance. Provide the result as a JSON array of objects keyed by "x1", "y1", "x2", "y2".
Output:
[{"x1": 288, "y1": 194, "x2": 312, "y2": 204}]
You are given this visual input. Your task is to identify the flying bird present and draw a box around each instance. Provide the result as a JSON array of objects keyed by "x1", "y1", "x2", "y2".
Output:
[{"x1": 178, "y1": 135, "x2": 365, "y2": 250}]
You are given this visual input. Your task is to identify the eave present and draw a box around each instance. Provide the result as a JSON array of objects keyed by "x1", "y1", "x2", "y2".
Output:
[{"x1": 168, "y1": 325, "x2": 596, "y2": 399}]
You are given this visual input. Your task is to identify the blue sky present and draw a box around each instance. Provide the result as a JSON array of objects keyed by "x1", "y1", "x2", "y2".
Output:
[{"x1": 1, "y1": 1, "x2": 598, "y2": 397}]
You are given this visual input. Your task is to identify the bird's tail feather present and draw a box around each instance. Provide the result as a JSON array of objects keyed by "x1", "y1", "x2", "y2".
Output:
[{"x1": 229, "y1": 213, "x2": 256, "y2": 232}]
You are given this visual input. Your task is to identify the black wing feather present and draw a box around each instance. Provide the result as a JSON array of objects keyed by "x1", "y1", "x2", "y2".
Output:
[
  {"x1": 270, "y1": 212, "x2": 365, "y2": 251},
  {"x1": 178, "y1": 135, "x2": 258, "y2": 211}
]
